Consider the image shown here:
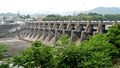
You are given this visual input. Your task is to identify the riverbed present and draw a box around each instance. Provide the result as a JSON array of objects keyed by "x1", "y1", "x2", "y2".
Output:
[{"x1": 0, "y1": 37, "x2": 30, "y2": 57}]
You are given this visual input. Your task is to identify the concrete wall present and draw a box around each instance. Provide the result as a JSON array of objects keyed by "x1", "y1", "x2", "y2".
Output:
[
  {"x1": 0, "y1": 24, "x2": 20, "y2": 37},
  {"x1": 21, "y1": 21, "x2": 118, "y2": 44}
]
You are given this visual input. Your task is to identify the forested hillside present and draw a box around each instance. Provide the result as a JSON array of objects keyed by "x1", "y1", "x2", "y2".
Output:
[{"x1": 43, "y1": 13, "x2": 120, "y2": 21}]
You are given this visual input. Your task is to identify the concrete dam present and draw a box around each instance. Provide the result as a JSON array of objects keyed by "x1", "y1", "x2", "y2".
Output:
[
  {"x1": 19, "y1": 21, "x2": 118, "y2": 44},
  {"x1": 0, "y1": 24, "x2": 20, "y2": 37}
]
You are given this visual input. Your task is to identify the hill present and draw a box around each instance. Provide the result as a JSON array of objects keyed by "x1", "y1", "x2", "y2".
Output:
[
  {"x1": 85, "y1": 7, "x2": 120, "y2": 14},
  {"x1": 0, "y1": 12, "x2": 17, "y2": 17}
]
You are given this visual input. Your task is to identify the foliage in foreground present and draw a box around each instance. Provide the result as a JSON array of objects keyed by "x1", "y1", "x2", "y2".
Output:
[
  {"x1": 80, "y1": 34, "x2": 118, "y2": 68},
  {"x1": 11, "y1": 34, "x2": 119, "y2": 68},
  {"x1": 51, "y1": 34, "x2": 118, "y2": 68},
  {"x1": 12, "y1": 41, "x2": 52, "y2": 68},
  {"x1": 107, "y1": 24, "x2": 120, "y2": 48},
  {"x1": 0, "y1": 43, "x2": 7, "y2": 60},
  {"x1": 0, "y1": 63, "x2": 9, "y2": 68},
  {"x1": 0, "y1": 43, "x2": 8, "y2": 68},
  {"x1": 106, "y1": 24, "x2": 120, "y2": 63},
  {"x1": 107, "y1": 24, "x2": 120, "y2": 49}
]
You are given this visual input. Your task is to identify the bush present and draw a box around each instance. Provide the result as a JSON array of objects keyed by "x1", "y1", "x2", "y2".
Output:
[
  {"x1": 52, "y1": 34, "x2": 118, "y2": 68},
  {"x1": 50, "y1": 34, "x2": 118, "y2": 68},
  {"x1": 0, "y1": 43, "x2": 7, "y2": 60},
  {"x1": 12, "y1": 41, "x2": 52, "y2": 68},
  {"x1": 0, "y1": 63, "x2": 9, "y2": 68},
  {"x1": 51, "y1": 35, "x2": 82, "y2": 68},
  {"x1": 107, "y1": 24, "x2": 120, "y2": 48},
  {"x1": 106, "y1": 24, "x2": 120, "y2": 63},
  {"x1": 55, "y1": 35, "x2": 72, "y2": 47},
  {"x1": 0, "y1": 43, "x2": 8, "y2": 68},
  {"x1": 80, "y1": 34, "x2": 119, "y2": 68},
  {"x1": 11, "y1": 34, "x2": 119, "y2": 68},
  {"x1": 55, "y1": 45, "x2": 82, "y2": 68}
]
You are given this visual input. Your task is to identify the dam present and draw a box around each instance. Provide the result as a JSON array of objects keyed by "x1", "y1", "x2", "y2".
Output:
[
  {"x1": 0, "y1": 20, "x2": 119, "y2": 44},
  {"x1": 17, "y1": 21, "x2": 119, "y2": 44}
]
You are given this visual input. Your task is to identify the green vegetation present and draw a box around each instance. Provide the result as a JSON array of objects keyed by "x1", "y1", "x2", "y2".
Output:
[
  {"x1": 43, "y1": 13, "x2": 120, "y2": 21},
  {"x1": 80, "y1": 34, "x2": 118, "y2": 68},
  {"x1": 0, "y1": 43, "x2": 8, "y2": 68},
  {"x1": 12, "y1": 41, "x2": 52, "y2": 68},
  {"x1": 0, "y1": 63, "x2": 9, "y2": 68},
  {"x1": 0, "y1": 43, "x2": 7, "y2": 60},
  {"x1": 106, "y1": 24, "x2": 120, "y2": 63},
  {"x1": 107, "y1": 24, "x2": 120, "y2": 48},
  {"x1": 50, "y1": 34, "x2": 118, "y2": 68}
]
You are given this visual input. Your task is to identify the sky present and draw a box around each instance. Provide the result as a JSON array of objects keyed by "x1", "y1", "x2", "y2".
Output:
[{"x1": 0, "y1": 0, "x2": 120, "y2": 14}]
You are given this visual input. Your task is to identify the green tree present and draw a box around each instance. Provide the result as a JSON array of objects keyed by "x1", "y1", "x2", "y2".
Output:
[
  {"x1": 51, "y1": 34, "x2": 118, "y2": 68},
  {"x1": 107, "y1": 24, "x2": 120, "y2": 48},
  {"x1": 12, "y1": 41, "x2": 52, "y2": 68},
  {"x1": 51, "y1": 35, "x2": 80, "y2": 68},
  {"x1": 80, "y1": 34, "x2": 118, "y2": 68},
  {"x1": 26, "y1": 14, "x2": 31, "y2": 18},
  {"x1": 11, "y1": 34, "x2": 119, "y2": 68},
  {"x1": 106, "y1": 24, "x2": 120, "y2": 63}
]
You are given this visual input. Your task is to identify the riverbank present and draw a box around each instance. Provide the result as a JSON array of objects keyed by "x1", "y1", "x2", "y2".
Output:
[{"x1": 0, "y1": 37, "x2": 30, "y2": 57}]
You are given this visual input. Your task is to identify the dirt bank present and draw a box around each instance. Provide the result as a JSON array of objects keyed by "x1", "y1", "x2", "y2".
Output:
[{"x1": 0, "y1": 37, "x2": 30, "y2": 57}]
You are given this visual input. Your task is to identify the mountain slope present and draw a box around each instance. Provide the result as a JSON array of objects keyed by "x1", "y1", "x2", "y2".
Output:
[{"x1": 85, "y1": 7, "x2": 120, "y2": 14}]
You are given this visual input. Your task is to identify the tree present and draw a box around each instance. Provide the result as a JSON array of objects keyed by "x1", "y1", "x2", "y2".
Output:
[
  {"x1": 51, "y1": 34, "x2": 118, "y2": 68},
  {"x1": 11, "y1": 34, "x2": 119, "y2": 68},
  {"x1": 12, "y1": 41, "x2": 52, "y2": 68},
  {"x1": 80, "y1": 34, "x2": 119, "y2": 68},
  {"x1": 51, "y1": 35, "x2": 80, "y2": 68},
  {"x1": 26, "y1": 14, "x2": 31, "y2": 19},
  {"x1": 88, "y1": 12, "x2": 98, "y2": 16},
  {"x1": 107, "y1": 24, "x2": 120, "y2": 48},
  {"x1": 106, "y1": 24, "x2": 120, "y2": 63}
]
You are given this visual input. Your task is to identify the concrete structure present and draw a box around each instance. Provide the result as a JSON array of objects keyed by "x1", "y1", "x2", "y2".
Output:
[
  {"x1": 0, "y1": 24, "x2": 20, "y2": 37},
  {"x1": 0, "y1": 20, "x2": 25, "y2": 38},
  {"x1": 19, "y1": 21, "x2": 119, "y2": 44}
]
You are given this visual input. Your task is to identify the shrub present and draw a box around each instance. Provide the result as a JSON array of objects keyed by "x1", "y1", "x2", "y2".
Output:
[
  {"x1": 55, "y1": 45, "x2": 82, "y2": 68},
  {"x1": 106, "y1": 24, "x2": 120, "y2": 63},
  {"x1": 0, "y1": 43, "x2": 7, "y2": 60},
  {"x1": 80, "y1": 34, "x2": 119, "y2": 68},
  {"x1": 55, "y1": 35, "x2": 72, "y2": 47},
  {"x1": 50, "y1": 34, "x2": 119, "y2": 68},
  {"x1": 12, "y1": 41, "x2": 52, "y2": 68},
  {"x1": 107, "y1": 24, "x2": 120, "y2": 48},
  {"x1": 11, "y1": 34, "x2": 119, "y2": 68},
  {"x1": 51, "y1": 35, "x2": 82, "y2": 68},
  {"x1": 0, "y1": 63, "x2": 9, "y2": 68}
]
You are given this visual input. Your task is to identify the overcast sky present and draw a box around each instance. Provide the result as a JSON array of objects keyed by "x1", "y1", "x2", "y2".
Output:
[{"x1": 0, "y1": 0, "x2": 120, "y2": 14}]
